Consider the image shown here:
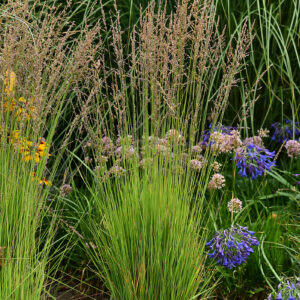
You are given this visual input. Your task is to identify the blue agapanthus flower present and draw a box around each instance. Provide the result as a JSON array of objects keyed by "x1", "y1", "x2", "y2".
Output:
[
  {"x1": 268, "y1": 278, "x2": 300, "y2": 300},
  {"x1": 234, "y1": 143, "x2": 276, "y2": 180},
  {"x1": 270, "y1": 119, "x2": 300, "y2": 143},
  {"x1": 206, "y1": 224, "x2": 259, "y2": 269}
]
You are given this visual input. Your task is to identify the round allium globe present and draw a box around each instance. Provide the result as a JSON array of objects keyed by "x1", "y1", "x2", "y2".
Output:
[
  {"x1": 208, "y1": 173, "x2": 225, "y2": 189},
  {"x1": 285, "y1": 140, "x2": 300, "y2": 159},
  {"x1": 227, "y1": 198, "x2": 242, "y2": 213}
]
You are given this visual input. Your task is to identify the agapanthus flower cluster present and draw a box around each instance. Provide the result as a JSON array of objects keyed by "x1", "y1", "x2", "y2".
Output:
[
  {"x1": 234, "y1": 143, "x2": 275, "y2": 180},
  {"x1": 227, "y1": 198, "x2": 243, "y2": 213},
  {"x1": 206, "y1": 224, "x2": 259, "y2": 269},
  {"x1": 285, "y1": 140, "x2": 300, "y2": 159},
  {"x1": 271, "y1": 119, "x2": 300, "y2": 143},
  {"x1": 268, "y1": 278, "x2": 300, "y2": 300},
  {"x1": 293, "y1": 174, "x2": 300, "y2": 186}
]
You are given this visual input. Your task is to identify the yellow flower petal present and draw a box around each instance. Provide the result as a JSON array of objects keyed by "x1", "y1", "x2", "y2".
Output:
[
  {"x1": 34, "y1": 153, "x2": 40, "y2": 163},
  {"x1": 4, "y1": 69, "x2": 16, "y2": 96}
]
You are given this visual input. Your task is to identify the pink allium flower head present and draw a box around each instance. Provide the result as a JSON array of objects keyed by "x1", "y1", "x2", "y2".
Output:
[
  {"x1": 285, "y1": 140, "x2": 300, "y2": 159},
  {"x1": 257, "y1": 128, "x2": 270, "y2": 138},
  {"x1": 243, "y1": 136, "x2": 264, "y2": 148},
  {"x1": 101, "y1": 136, "x2": 114, "y2": 155},
  {"x1": 61, "y1": 184, "x2": 73, "y2": 196},
  {"x1": 210, "y1": 131, "x2": 242, "y2": 154},
  {"x1": 192, "y1": 145, "x2": 202, "y2": 154},
  {"x1": 227, "y1": 198, "x2": 243, "y2": 213},
  {"x1": 109, "y1": 165, "x2": 125, "y2": 177},
  {"x1": 190, "y1": 158, "x2": 204, "y2": 172},
  {"x1": 211, "y1": 161, "x2": 222, "y2": 173},
  {"x1": 208, "y1": 173, "x2": 225, "y2": 189},
  {"x1": 116, "y1": 135, "x2": 134, "y2": 147}
]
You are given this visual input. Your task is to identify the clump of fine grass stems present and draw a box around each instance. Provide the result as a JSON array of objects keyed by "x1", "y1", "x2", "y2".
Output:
[
  {"x1": 0, "y1": 1, "x2": 104, "y2": 298},
  {"x1": 62, "y1": 0, "x2": 257, "y2": 298}
]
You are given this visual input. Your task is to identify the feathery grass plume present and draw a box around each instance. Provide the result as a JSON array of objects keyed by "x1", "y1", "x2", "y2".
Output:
[
  {"x1": 81, "y1": 0, "x2": 253, "y2": 145},
  {"x1": 0, "y1": 1, "x2": 104, "y2": 298},
  {"x1": 70, "y1": 0, "x2": 253, "y2": 298}
]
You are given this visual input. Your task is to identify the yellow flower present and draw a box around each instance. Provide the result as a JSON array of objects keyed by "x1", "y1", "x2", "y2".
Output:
[
  {"x1": 26, "y1": 140, "x2": 33, "y2": 148},
  {"x1": 32, "y1": 172, "x2": 52, "y2": 186},
  {"x1": 14, "y1": 97, "x2": 36, "y2": 121},
  {"x1": 36, "y1": 138, "x2": 50, "y2": 162},
  {"x1": 3, "y1": 70, "x2": 36, "y2": 121},
  {"x1": 4, "y1": 69, "x2": 16, "y2": 97},
  {"x1": 23, "y1": 151, "x2": 32, "y2": 162},
  {"x1": 40, "y1": 178, "x2": 52, "y2": 186},
  {"x1": 6, "y1": 127, "x2": 50, "y2": 164},
  {"x1": 18, "y1": 97, "x2": 26, "y2": 103},
  {"x1": 3, "y1": 100, "x2": 16, "y2": 112},
  {"x1": 8, "y1": 130, "x2": 20, "y2": 143},
  {"x1": 34, "y1": 152, "x2": 41, "y2": 163}
]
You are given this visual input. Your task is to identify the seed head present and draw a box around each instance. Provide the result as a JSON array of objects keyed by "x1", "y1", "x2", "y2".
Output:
[
  {"x1": 285, "y1": 140, "x2": 300, "y2": 159},
  {"x1": 208, "y1": 173, "x2": 225, "y2": 190},
  {"x1": 227, "y1": 198, "x2": 242, "y2": 213},
  {"x1": 190, "y1": 158, "x2": 204, "y2": 172}
]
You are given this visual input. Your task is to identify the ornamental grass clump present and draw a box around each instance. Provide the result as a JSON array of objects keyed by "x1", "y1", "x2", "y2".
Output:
[
  {"x1": 206, "y1": 224, "x2": 259, "y2": 269},
  {"x1": 0, "y1": 1, "x2": 104, "y2": 298},
  {"x1": 69, "y1": 0, "x2": 254, "y2": 297}
]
